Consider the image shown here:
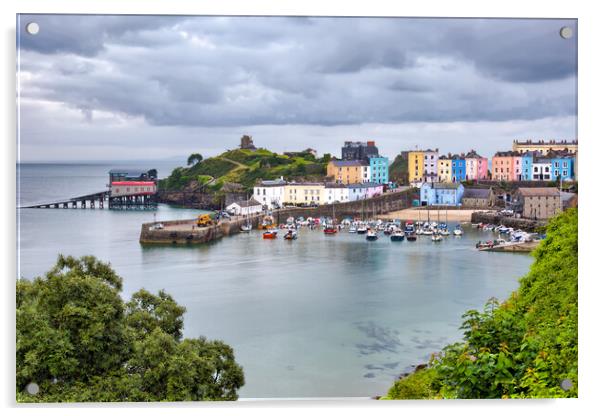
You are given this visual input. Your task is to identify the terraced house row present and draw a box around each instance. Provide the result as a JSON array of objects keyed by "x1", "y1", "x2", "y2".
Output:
[
  {"x1": 253, "y1": 178, "x2": 384, "y2": 209},
  {"x1": 492, "y1": 148, "x2": 577, "y2": 182},
  {"x1": 409, "y1": 149, "x2": 488, "y2": 185},
  {"x1": 408, "y1": 140, "x2": 577, "y2": 186},
  {"x1": 326, "y1": 140, "x2": 389, "y2": 185}
]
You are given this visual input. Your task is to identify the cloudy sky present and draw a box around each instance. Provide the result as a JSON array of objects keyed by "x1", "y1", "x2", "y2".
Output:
[{"x1": 17, "y1": 15, "x2": 577, "y2": 162}]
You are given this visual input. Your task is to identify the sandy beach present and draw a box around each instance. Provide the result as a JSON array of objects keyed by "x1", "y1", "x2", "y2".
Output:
[{"x1": 380, "y1": 208, "x2": 491, "y2": 222}]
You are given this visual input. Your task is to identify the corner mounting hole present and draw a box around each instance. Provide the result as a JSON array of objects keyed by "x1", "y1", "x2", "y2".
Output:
[
  {"x1": 26, "y1": 22, "x2": 39, "y2": 35},
  {"x1": 559, "y1": 26, "x2": 573, "y2": 39}
]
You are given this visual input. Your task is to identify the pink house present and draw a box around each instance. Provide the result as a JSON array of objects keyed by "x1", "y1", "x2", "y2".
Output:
[
  {"x1": 492, "y1": 151, "x2": 513, "y2": 181},
  {"x1": 512, "y1": 154, "x2": 524, "y2": 181},
  {"x1": 364, "y1": 183, "x2": 384, "y2": 198},
  {"x1": 464, "y1": 150, "x2": 489, "y2": 180},
  {"x1": 492, "y1": 151, "x2": 523, "y2": 181}
]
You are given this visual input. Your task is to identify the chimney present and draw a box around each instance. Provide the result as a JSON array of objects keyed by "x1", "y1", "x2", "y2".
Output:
[{"x1": 367, "y1": 141, "x2": 375, "y2": 146}]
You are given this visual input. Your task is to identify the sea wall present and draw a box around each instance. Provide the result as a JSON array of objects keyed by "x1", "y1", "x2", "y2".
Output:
[
  {"x1": 273, "y1": 188, "x2": 417, "y2": 223},
  {"x1": 139, "y1": 214, "x2": 264, "y2": 244},
  {"x1": 471, "y1": 212, "x2": 546, "y2": 232}
]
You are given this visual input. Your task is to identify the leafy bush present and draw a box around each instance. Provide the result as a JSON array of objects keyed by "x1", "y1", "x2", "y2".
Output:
[{"x1": 17, "y1": 255, "x2": 244, "y2": 402}]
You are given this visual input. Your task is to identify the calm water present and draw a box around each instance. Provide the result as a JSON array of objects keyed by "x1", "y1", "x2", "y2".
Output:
[{"x1": 17, "y1": 163, "x2": 533, "y2": 398}]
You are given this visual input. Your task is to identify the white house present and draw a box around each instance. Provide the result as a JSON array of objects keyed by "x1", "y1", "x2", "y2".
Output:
[
  {"x1": 423, "y1": 149, "x2": 439, "y2": 183},
  {"x1": 361, "y1": 165, "x2": 371, "y2": 183},
  {"x1": 253, "y1": 178, "x2": 287, "y2": 208},
  {"x1": 347, "y1": 184, "x2": 368, "y2": 201},
  {"x1": 322, "y1": 183, "x2": 349, "y2": 203},
  {"x1": 532, "y1": 160, "x2": 552, "y2": 181},
  {"x1": 226, "y1": 198, "x2": 263, "y2": 216}
]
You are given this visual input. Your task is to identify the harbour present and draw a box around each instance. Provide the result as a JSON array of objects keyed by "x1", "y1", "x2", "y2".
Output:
[{"x1": 17, "y1": 162, "x2": 534, "y2": 398}]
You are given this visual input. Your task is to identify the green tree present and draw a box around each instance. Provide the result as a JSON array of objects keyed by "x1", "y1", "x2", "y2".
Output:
[
  {"x1": 17, "y1": 255, "x2": 244, "y2": 402},
  {"x1": 187, "y1": 153, "x2": 204, "y2": 166}
]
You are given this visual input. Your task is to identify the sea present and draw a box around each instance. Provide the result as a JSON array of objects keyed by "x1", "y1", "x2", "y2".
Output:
[{"x1": 16, "y1": 161, "x2": 533, "y2": 399}]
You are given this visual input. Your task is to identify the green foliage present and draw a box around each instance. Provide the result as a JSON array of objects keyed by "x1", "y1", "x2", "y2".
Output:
[
  {"x1": 160, "y1": 145, "x2": 329, "y2": 193},
  {"x1": 389, "y1": 153, "x2": 408, "y2": 184},
  {"x1": 386, "y1": 209, "x2": 578, "y2": 399},
  {"x1": 383, "y1": 367, "x2": 440, "y2": 400},
  {"x1": 197, "y1": 175, "x2": 213, "y2": 186},
  {"x1": 17, "y1": 255, "x2": 244, "y2": 402},
  {"x1": 187, "y1": 153, "x2": 203, "y2": 166}
]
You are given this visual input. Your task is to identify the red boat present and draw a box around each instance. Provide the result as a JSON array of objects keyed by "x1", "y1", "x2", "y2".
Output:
[
  {"x1": 324, "y1": 226, "x2": 337, "y2": 235},
  {"x1": 262, "y1": 230, "x2": 278, "y2": 239}
]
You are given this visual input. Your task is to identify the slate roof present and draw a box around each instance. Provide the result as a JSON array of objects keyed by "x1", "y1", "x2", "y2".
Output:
[
  {"x1": 517, "y1": 187, "x2": 561, "y2": 197},
  {"x1": 258, "y1": 179, "x2": 287, "y2": 187},
  {"x1": 431, "y1": 182, "x2": 462, "y2": 190},
  {"x1": 463, "y1": 188, "x2": 493, "y2": 199},
  {"x1": 330, "y1": 160, "x2": 368, "y2": 167}
]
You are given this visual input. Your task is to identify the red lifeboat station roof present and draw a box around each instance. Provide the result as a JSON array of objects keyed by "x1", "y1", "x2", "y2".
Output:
[{"x1": 111, "y1": 181, "x2": 156, "y2": 186}]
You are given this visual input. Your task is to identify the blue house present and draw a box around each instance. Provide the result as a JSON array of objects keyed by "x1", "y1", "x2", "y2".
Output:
[
  {"x1": 369, "y1": 156, "x2": 389, "y2": 184},
  {"x1": 521, "y1": 152, "x2": 535, "y2": 181},
  {"x1": 549, "y1": 155, "x2": 574, "y2": 181},
  {"x1": 451, "y1": 155, "x2": 466, "y2": 182},
  {"x1": 420, "y1": 182, "x2": 465, "y2": 206}
]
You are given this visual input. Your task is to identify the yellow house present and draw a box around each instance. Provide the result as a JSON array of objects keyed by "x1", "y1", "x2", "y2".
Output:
[
  {"x1": 438, "y1": 157, "x2": 452, "y2": 182},
  {"x1": 408, "y1": 151, "x2": 424, "y2": 183},
  {"x1": 284, "y1": 183, "x2": 326, "y2": 205},
  {"x1": 327, "y1": 160, "x2": 366, "y2": 184}
]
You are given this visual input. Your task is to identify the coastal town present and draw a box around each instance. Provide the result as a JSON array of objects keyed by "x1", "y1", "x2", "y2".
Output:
[
  {"x1": 131, "y1": 135, "x2": 578, "y2": 251},
  {"x1": 247, "y1": 137, "x2": 577, "y2": 220}
]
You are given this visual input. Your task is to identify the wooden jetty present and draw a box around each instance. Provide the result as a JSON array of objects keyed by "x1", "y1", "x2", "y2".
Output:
[
  {"x1": 21, "y1": 191, "x2": 157, "y2": 210},
  {"x1": 20, "y1": 168, "x2": 158, "y2": 210}
]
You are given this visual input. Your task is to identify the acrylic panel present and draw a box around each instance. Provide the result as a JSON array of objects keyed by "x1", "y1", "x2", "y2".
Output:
[{"x1": 16, "y1": 15, "x2": 578, "y2": 402}]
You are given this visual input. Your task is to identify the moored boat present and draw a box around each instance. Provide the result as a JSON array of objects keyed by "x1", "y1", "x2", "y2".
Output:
[
  {"x1": 406, "y1": 232, "x2": 417, "y2": 241},
  {"x1": 432, "y1": 233, "x2": 443, "y2": 242},
  {"x1": 240, "y1": 224, "x2": 252, "y2": 232},
  {"x1": 390, "y1": 230, "x2": 405, "y2": 242},
  {"x1": 324, "y1": 225, "x2": 338, "y2": 235},
  {"x1": 453, "y1": 225, "x2": 464, "y2": 236},
  {"x1": 366, "y1": 229, "x2": 378, "y2": 241},
  {"x1": 262, "y1": 230, "x2": 278, "y2": 239},
  {"x1": 283, "y1": 230, "x2": 297, "y2": 240}
]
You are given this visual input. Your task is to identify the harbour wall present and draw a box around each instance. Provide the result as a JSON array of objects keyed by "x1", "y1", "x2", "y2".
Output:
[
  {"x1": 273, "y1": 188, "x2": 417, "y2": 223},
  {"x1": 140, "y1": 189, "x2": 417, "y2": 244},
  {"x1": 471, "y1": 212, "x2": 546, "y2": 232},
  {"x1": 139, "y1": 214, "x2": 265, "y2": 245}
]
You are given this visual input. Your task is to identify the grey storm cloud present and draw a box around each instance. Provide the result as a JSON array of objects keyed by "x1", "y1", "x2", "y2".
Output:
[{"x1": 18, "y1": 15, "x2": 577, "y2": 128}]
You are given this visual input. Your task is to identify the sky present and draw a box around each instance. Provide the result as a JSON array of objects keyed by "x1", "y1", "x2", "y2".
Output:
[{"x1": 17, "y1": 15, "x2": 577, "y2": 162}]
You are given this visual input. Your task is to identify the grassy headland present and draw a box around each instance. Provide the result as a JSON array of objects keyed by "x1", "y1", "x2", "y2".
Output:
[{"x1": 159, "y1": 148, "x2": 331, "y2": 193}]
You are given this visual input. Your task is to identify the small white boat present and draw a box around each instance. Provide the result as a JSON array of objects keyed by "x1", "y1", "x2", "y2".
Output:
[
  {"x1": 423, "y1": 229, "x2": 433, "y2": 236},
  {"x1": 366, "y1": 230, "x2": 378, "y2": 241},
  {"x1": 349, "y1": 226, "x2": 357, "y2": 233},
  {"x1": 440, "y1": 229, "x2": 450, "y2": 236},
  {"x1": 240, "y1": 224, "x2": 252, "y2": 232},
  {"x1": 432, "y1": 233, "x2": 443, "y2": 242},
  {"x1": 453, "y1": 225, "x2": 464, "y2": 236}
]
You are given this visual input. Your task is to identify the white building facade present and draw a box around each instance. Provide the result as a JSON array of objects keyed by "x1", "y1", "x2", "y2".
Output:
[
  {"x1": 226, "y1": 199, "x2": 263, "y2": 216},
  {"x1": 423, "y1": 149, "x2": 439, "y2": 183},
  {"x1": 322, "y1": 184, "x2": 350, "y2": 204},
  {"x1": 253, "y1": 178, "x2": 287, "y2": 208},
  {"x1": 532, "y1": 161, "x2": 552, "y2": 181}
]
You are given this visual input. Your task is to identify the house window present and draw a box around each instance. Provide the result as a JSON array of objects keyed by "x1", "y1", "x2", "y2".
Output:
[{"x1": 562, "y1": 170, "x2": 568, "y2": 176}]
